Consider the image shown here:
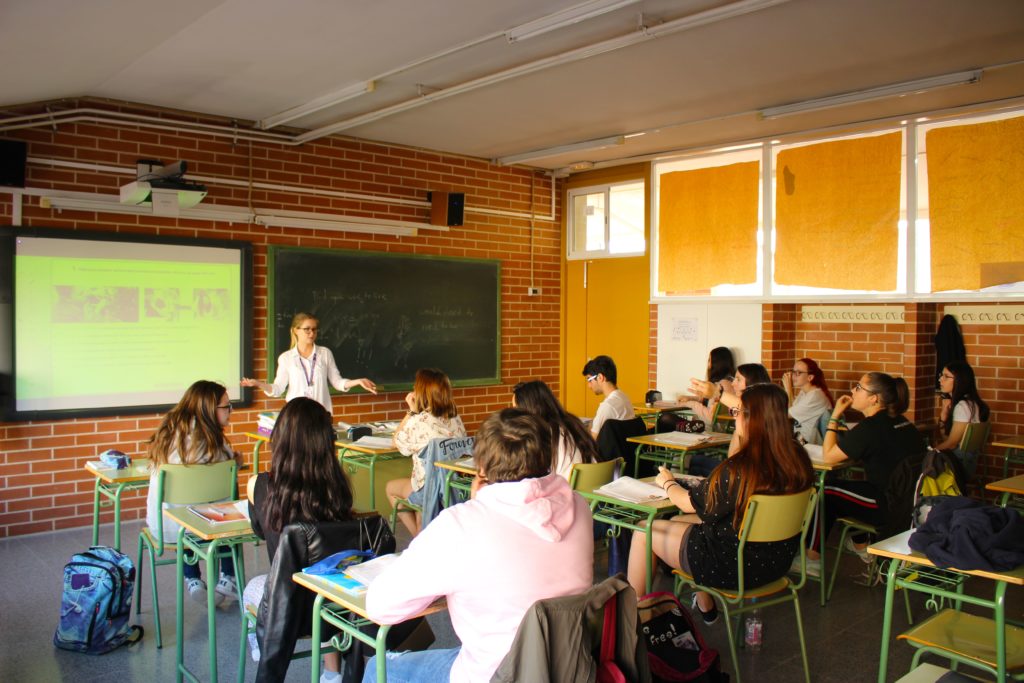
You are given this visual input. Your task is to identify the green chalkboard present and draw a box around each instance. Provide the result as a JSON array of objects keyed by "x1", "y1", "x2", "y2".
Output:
[{"x1": 269, "y1": 247, "x2": 500, "y2": 389}]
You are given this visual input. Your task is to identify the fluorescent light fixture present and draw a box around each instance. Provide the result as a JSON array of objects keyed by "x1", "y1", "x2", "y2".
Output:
[
  {"x1": 496, "y1": 135, "x2": 625, "y2": 166},
  {"x1": 506, "y1": 0, "x2": 641, "y2": 42},
  {"x1": 259, "y1": 80, "x2": 376, "y2": 130},
  {"x1": 759, "y1": 69, "x2": 983, "y2": 119}
]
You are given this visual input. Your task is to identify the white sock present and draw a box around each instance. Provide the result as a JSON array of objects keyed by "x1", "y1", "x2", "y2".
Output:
[{"x1": 320, "y1": 669, "x2": 341, "y2": 683}]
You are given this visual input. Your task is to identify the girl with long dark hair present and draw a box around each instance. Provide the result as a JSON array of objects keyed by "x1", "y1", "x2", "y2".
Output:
[
  {"x1": 935, "y1": 360, "x2": 990, "y2": 476},
  {"x1": 512, "y1": 380, "x2": 598, "y2": 480},
  {"x1": 627, "y1": 384, "x2": 814, "y2": 621},
  {"x1": 246, "y1": 397, "x2": 355, "y2": 682},
  {"x1": 682, "y1": 346, "x2": 736, "y2": 423}
]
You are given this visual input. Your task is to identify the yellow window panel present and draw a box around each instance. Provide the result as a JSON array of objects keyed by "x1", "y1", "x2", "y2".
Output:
[
  {"x1": 774, "y1": 132, "x2": 902, "y2": 289},
  {"x1": 658, "y1": 162, "x2": 759, "y2": 293},
  {"x1": 927, "y1": 116, "x2": 1024, "y2": 292}
]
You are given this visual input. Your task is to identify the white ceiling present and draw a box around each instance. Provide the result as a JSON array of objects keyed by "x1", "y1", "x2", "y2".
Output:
[{"x1": 2, "y1": 0, "x2": 1023, "y2": 171}]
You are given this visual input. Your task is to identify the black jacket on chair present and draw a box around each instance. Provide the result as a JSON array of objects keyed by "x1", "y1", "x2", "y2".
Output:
[
  {"x1": 597, "y1": 417, "x2": 649, "y2": 474},
  {"x1": 255, "y1": 518, "x2": 398, "y2": 683}
]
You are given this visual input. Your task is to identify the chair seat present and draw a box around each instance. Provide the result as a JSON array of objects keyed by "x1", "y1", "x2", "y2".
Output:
[
  {"x1": 897, "y1": 609, "x2": 1024, "y2": 670},
  {"x1": 672, "y1": 569, "x2": 791, "y2": 600},
  {"x1": 835, "y1": 517, "x2": 878, "y2": 534},
  {"x1": 140, "y1": 526, "x2": 178, "y2": 551},
  {"x1": 893, "y1": 663, "x2": 962, "y2": 683}
]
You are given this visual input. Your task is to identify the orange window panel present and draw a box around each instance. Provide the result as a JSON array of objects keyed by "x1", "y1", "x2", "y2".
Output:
[
  {"x1": 658, "y1": 162, "x2": 759, "y2": 294},
  {"x1": 774, "y1": 132, "x2": 902, "y2": 290},
  {"x1": 927, "y1": 116, "x2": 1024, "y2": 292}
]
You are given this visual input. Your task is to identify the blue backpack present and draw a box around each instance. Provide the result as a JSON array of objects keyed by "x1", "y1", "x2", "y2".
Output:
[{"x1": 54, "y1": 546, "x2": 144, "y2": 654}]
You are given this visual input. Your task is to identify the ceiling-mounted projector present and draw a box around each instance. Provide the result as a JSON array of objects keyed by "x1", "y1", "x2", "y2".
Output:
[{"x1": 120, "y1": 159, "x2": 207, "y2": 216}]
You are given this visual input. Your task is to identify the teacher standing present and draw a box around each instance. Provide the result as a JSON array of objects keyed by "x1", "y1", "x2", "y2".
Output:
[{"x1": 241, "y1": 312, "x2": 376, "y2": 413}]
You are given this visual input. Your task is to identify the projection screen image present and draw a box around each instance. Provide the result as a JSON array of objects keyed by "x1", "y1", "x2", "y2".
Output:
[{"x1": 13, "y1": 235, "x2": 246, "y2": 415}]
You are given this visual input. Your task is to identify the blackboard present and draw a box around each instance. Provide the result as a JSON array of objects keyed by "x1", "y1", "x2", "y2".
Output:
[{"x1": 269, "y1": 247, "x2": 500, "y2": 389}]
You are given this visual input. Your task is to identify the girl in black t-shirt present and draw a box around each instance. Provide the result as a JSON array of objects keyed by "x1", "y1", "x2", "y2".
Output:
[{"x1": 810, "y1": 372, "x2": 926, "y2": 573}]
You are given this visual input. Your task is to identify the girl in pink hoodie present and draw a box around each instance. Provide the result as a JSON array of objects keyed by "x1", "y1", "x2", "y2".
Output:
[{"x1": 364, "y1": 408, "x2": 594, "y2": 683}]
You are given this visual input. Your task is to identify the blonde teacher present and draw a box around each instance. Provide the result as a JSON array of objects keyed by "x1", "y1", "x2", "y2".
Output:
[{"x1": 241, "y1": 312, "x2": 376, "y2": 413}]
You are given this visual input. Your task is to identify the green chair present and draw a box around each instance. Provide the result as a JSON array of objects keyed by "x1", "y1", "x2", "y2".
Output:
[
  {"x1": 568, "y1": 457, "x2": 623, "y2": 494},
  {"x1": 135, "y1": 459, "x2": 239, "y2": 648},
  {"x1": 674, "y1": 488, "x2": 817, "y2": 683},
  {"x1": 959, "y1": 421, "x2": 991, "y2": 485}
]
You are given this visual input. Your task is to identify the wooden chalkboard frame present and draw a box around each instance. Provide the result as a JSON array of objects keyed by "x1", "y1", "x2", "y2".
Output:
[{"x1": 268, "y1": 246, "x2": 501, "y2": 392}]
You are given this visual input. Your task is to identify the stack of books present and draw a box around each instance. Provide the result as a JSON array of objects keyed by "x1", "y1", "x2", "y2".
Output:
[{"x1": 257, "y1": 411, "x2": 278, "y2": 436}]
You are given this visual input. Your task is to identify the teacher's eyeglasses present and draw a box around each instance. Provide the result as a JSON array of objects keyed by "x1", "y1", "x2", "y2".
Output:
[{"x1": 299, "y1": 326, "x2": 318, "y2": 333}]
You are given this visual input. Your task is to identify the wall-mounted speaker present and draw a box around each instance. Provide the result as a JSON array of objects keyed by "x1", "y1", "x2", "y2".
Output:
[
  {"x1": 0, "y1": 140, "x2": 27, "y2": 188},
  {"x1": 429, "y1": 191, "x2": 465, "y2": 227}
]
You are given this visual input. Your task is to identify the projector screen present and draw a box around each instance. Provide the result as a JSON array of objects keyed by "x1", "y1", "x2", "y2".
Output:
[{"x1": 1, "y1": 228, "x2": 252, "y2": 419}]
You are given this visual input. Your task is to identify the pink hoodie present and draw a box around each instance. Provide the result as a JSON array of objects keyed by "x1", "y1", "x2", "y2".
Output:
[{"x1": 365, "y1": 472, "x2": 594, "y2": 683}]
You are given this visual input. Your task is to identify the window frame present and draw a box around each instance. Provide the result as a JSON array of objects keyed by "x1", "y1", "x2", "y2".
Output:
[{"x1": 566, "y1": 180, "x2": 646, "y2": 261}]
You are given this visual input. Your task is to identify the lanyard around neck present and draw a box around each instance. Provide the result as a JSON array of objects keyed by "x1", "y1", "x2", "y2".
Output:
[{"x1": 298, "y1": 349, "x2": 317, "y2": 387}]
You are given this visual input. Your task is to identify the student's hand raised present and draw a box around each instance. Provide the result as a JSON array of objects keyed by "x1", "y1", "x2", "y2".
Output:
[
  {"x1": 782, "y1": 372, "x2": 793, "y2": 391},
  {"x1": 833, "y1": 395, "x2": 853, "y2": 418},
  {"x1": 689, "y1": 378, "x2": 715, "y2": 400}
]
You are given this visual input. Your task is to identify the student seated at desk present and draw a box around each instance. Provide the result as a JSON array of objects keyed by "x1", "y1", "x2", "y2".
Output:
[
  {"x1": 145, "y1": 380, "x2": 238, "y2": 605},
  {"x1": 626, "y1": 384, "x2": 814, "y2": 623},
  {"x1": 782, "y1": 357, "x2": 834, "y2": 445},
  {"x1": 364, "y1": 409, "x2": 594, "y2": 683},
  {"x1": 681, "y1": 346, "x2": 735, "y2": 423},
  {"x1": 810, "y1": 372, "x2": 927, "y2": 573},
  {"x1": 583, "y1": 354, "x2": 635, "y2": 438},
  {"x1": 244, "y1": 397, "x2": 355, "y2": 683},
  {"x1": 935, "y1": 360, "x2": 990, "y2": 478},
  {"x1": 385, "y1": 368, "x2": 467, "y2": 537},
  {"x1": 512, "y1": 379, "x2": 598, "y2": 480}
]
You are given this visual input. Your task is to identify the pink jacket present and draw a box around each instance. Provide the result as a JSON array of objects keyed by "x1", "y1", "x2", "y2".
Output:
[{"x1": 365, "y1": 472, "x2": 594, "y2": 683}]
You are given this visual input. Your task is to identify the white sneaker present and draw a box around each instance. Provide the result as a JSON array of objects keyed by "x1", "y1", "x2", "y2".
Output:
[
  {"x1": 186, "y1": 578, "x2": 208, "y2": 604},
  {"x1": 215, "y1": 574, "x2": 238, "y2": 604},
  {"x1": 791, "y1": 556, "x2": 820, "y2": 578},
  {"x1": 247, "y1": 631, "x2": 261, "y2": 662},
  {"x1": 845, "y1": 537, "x2": 872, "y2": 563}
]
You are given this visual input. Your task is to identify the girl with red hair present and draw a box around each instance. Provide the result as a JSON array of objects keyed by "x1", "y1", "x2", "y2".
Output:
[{"x1": 783, "y1": 357, "x2": 834, "y2": 444}]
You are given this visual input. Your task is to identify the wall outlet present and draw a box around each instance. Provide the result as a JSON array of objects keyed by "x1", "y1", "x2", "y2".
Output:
[{"x1": 527, "y1": 286, "x2": 541, "y2": 296}]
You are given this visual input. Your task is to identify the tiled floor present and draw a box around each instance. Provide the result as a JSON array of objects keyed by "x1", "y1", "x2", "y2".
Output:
[{"x1": 1, "y1": 520, "x2": 1018, "y2": 682}]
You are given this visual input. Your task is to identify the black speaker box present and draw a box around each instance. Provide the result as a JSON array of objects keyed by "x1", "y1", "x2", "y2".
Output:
[
  {"x1": 429, "y1": 191, "x2": 464, "y2": 227},
  {"x1": 0, "y1": 139, "x2": 27, "y2": 188}
]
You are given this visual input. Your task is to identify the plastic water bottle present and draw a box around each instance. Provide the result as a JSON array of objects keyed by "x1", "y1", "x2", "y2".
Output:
[{"x1": 744, "y1": 609, "x2": 763, "y2": 651}]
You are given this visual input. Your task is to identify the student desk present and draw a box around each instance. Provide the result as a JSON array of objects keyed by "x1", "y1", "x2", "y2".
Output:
[
  {"x1": 86, "y1": 458, "x2": 152, "y2": 551},
  {"x1": 292, "y1": 571, "x2": 446, "y2": 683},
  {"x1": 626, "y1": 431, "x2": 733, "y2": 477},
  {"x1": 632, "y1": 402, "x2": 691, "y2": 429},
  {"x1": 993, "y1": 435, "x2": 1024, "y2": 480},
  {"x1": 986, "y1": 474, "x2": 1024, "y2": 508},
  {"x1": 165, "y1": 505, "x2": 258, "y2": 683},
  {"x1": 577, "y1": 476, "x2": 679, "y2": 593},
  {"x1": 869, "y1": 529, "x2": 1024, "y2": 683},
  {"x1": 432, "y1": 457, "x2": 475, "y2": 507}
]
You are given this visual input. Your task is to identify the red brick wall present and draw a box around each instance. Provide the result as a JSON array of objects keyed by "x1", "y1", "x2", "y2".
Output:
[{"x1": 0, "y1": 100, "x2": 562, "y2": 538}]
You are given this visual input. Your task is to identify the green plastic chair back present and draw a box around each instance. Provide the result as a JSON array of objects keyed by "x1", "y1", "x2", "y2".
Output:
[
  {"x1": 153, "y1": 460, "x2": 238, "y2": 546},
  {"x1": 569, "y1": 458, "x2": 622, "y2": 492},
  {"x1": 740, "y1": 488, "x2": 814, "y2": 544},
  {"x1": 959, "y1": 421, "x2": 991, "y2": 454}
]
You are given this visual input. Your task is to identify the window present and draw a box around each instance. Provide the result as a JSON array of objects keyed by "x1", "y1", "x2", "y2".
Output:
[{"x1": 567, "y1": 181, "x2": 645, "y2": 259}]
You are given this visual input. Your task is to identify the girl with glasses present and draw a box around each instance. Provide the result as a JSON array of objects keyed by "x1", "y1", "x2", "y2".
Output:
[
  {"x1": 241, "y1": 312, "x2": 377, "y2": 414},
  {"x1": 782, "y1": 358, "x2": 834, "y2": 445},
  {"x1": 145, "y1": 380, "x2": 239, "y2": 605},
  {"x1": 808, "y1": 372, "x2": 927, "y2": 572},
  {"x1": 935, "y1": 360, "x2": 990, "y2": 478},
  {"x1": 627, "y1": 384, "x2": 814, "y2": 622}
]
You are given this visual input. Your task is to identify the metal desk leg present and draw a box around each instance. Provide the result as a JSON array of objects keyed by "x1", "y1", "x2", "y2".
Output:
[
  {"x1": 877, "y1": 557, "x2": 899, "y2": 683},
  {"x1": 367, "y1": 454, "x2": 379, "y2": 510},
  {"x1": 252, "y1": 439, "x2": 263, "y2": 474},
  {"x1": 205, "y1": 540, "x2": 220, "y2": 683},
  {"x1": 310, "y1": 594, "x2": 324, "y2": 683},
  {"x1": 112, "y1": 482, "x2": 127, "y2": 551},
  {"x1": 996, "y1": 580, "x2": 1008, "y2": 683},
  {"x1": 817, "y1": 470, "x2": 828, "y2": 606},
  {"x1": 644, "y1": 509, "x2": 657, "y2": 594},
  {"x1": 91, "y1": 478, "x2": 102, "y2": 546},
  {"x1": 375, "y1": 624, "x2": 392, "y2": 683},
  {"x1": 442, "y1": 470, "x2": 454, "y2": 508},
  {"x1": 175, "y1": 528, "x2": 186, "y2": 683}
]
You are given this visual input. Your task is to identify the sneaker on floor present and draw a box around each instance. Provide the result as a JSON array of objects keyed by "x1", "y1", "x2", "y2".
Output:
[
  {"x1": 215, "y1": 574, "x2": 238, "y2": 604},
  {"x1": 690, "y1": 593, "x2": 719, "y2": 626},
  {"x1": 247, "y1": 631, "x2": 261, "y2": 663},
  {"x1": 186, "y1": 578, "x2": 208, "y2": 604},
  {"x1": 791, "y1": 556, "x2": 820, "y2": 578},
  {"x1": 845, "y1": 536, "x2": 872, "y2": 563}
]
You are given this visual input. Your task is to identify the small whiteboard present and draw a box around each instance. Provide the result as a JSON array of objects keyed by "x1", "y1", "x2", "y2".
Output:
[{"x1": 656, "y1": 303, "x2": 763, "y2": 399}]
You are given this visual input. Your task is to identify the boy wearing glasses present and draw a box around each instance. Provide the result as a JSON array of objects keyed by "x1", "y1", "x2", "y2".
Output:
[{"x1": 582, "y1": 355, "x2": 635, "y2": 438}]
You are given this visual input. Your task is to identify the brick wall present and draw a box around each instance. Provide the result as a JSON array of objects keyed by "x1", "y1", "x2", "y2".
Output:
[{"x1": 0, "y1": 100, "x2": 562, "y2": 538}]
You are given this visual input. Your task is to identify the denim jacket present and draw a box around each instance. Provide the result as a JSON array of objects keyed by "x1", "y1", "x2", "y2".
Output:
[{"x1": 420, "y1": 435, "x2": 475, "y2": 529}]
